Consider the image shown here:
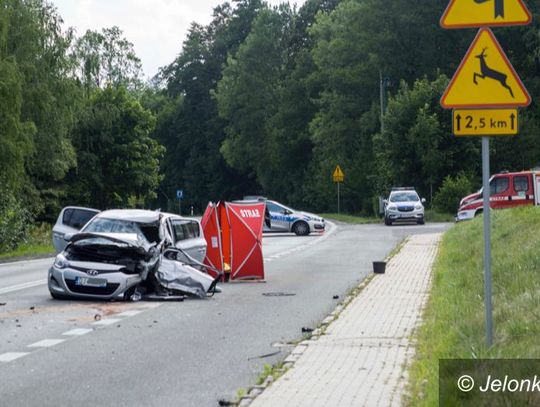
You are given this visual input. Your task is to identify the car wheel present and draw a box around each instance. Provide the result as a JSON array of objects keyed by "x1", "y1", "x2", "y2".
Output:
[
  {"x1": 293, "y1": 221, "x2": 310, "y2": 236},
  {"x1": 417, "y1": 218, "x2": 425, "y2": 225},
  {"x1": 384, "y1": 217, "x2": 392, "y2": 226}
]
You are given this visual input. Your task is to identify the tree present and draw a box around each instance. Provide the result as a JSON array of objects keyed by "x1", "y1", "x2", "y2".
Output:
[
  {"x1": 68, "y1": 87, "x2": 164, "y2": 209},
  {"x1": 374, "y1": 76, "x2": 480, "y2": 202},
  {"x1": 71, "y1": 26, "x2": 143, "y2": 93}
]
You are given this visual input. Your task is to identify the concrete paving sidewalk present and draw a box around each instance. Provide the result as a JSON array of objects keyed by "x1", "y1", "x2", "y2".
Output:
[{"x1": 247, "y1": 233, "x2": 441, "y2": 407}]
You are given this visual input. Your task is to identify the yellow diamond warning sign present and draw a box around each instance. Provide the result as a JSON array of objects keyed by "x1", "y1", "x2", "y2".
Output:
[
  {"x1": 441, "y1": 28, "x2": 531, "y2": 109},
  {"x1": 441, "y1": 0, "x2": 532, "y2": 29}
]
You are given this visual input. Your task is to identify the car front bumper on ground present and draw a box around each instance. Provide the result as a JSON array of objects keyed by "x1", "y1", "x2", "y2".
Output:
[
  {"x1": 310, "y1": 221, "x2": 325, "y2": 231},
  {"x1": 385, "y1": 209, "x2": 424, "y2": 222},
  {"x1": 48, "y1": 266, "x2": 142, "y2": 300}
]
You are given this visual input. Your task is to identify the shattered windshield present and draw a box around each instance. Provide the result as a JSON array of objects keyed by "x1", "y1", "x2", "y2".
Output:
[{"x1": 82, "y1": 218, "x2": 149, "y2": 244}]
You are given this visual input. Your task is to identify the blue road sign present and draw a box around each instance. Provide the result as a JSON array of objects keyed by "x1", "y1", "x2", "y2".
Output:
[{"x1": 176, "y1": 189, "x2": 184, "y2": 200}]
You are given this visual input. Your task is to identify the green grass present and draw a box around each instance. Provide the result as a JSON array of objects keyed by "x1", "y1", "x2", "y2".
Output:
[
  {"x1": 406, "y1": 206, "x2": 540, "y2": 406},
  {"x1": 320, "y1": 213, "x2": 381, "y2": 224},
  {"x1": 0, "y1": 223, "x2": 54, "y2": 261},
  {"x1": 424, "y1": 209, "x2": 455, "y2": 223}
]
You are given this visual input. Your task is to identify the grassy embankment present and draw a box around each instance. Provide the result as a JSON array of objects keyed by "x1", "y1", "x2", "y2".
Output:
[
  {"x1": 0, "y1": 223, "x2": 54, "y2": 261},
  {"x1": 407, "y1": 206, "x2": 540, "y2": 405}
]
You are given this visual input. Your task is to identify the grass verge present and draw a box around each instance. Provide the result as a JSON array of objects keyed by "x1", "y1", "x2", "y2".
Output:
[
  {"x1": 406, "y1": 206, "x2": 540, "y2": 406},
  {"x1": 320, "y1": 213, "x2": 381, "y2": 224},
  {"x1": 0, "y1": 223, "x2": 54, "y2": 261},
  {"x1": 424, "y1": 209, "x2": 455, "y2": 223}
]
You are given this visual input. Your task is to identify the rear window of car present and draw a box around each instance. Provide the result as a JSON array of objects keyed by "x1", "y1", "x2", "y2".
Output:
[{"x1": 62, "y1": 208, "x2": 98, "y2": 230}]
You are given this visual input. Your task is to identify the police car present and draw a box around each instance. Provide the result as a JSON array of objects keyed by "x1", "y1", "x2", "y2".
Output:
[
  {"x1": 384, "y1": 188, "x2": 425, "y2": 226},
  {"x1": 240, "y1": 197, "x2": 325, "y2": 236},
  {"x1": 263, "y1": 200, "x2": 325, "y2": 236}
]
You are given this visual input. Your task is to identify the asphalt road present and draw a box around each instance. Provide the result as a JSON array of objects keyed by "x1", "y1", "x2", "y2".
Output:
[{"x1": 0, "y1": 221, "x2": 451, "y2": 407}]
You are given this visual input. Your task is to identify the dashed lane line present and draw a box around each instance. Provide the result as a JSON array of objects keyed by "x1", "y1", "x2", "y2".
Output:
[
  {"x1": 0, "y1": 352, "x2": 30, "y2": 362},
  {"x1": 0, "y1": 280, "x2": 46, "y2": 295},
  {"x1": 92, "y1": 318, "x2": 122, "y2": 326},
  {"x1": 0, "y1": 303, "x2": 161, "y2": 364},
  {"x1": 28, "y1": 339, "x2": 66, "y2": 348},
  {"x1": 62, "y1": 328, "x2": 93, "y2": 336}
]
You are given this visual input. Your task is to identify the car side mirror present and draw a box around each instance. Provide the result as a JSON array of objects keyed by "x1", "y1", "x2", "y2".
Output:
[
  {"x1": 421, "y1": 198, "x2": 426, "y2": 203},
  {"x1": 383, "y1": 199, "x2": 388, "y2": 205}
]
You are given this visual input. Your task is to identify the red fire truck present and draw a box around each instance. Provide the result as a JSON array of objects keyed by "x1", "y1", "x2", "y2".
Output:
[{"x1": 456, "y1": 170, "x2": 540, "y2": 221}]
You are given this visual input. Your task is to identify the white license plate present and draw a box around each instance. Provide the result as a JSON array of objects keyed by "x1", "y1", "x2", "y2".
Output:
[{"x1": 74, "y1": 277, "x2": 107, "y2": 287}]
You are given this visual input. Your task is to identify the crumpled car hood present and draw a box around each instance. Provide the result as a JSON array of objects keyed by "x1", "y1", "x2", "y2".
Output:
[{"x1": 65, "y1": 232, "x2": 160, "y2": 276}]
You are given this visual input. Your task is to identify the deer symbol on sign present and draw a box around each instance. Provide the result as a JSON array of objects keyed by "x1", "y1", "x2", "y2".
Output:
[
  {"x1": 473, "y1": 47, "x2": 514, "y2": 98},
  {"x1": 473, "y1": 0, "x2": 505, "y2": 19}
]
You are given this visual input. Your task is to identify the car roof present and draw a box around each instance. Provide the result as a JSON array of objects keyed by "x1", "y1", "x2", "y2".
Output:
[{"x1": 94, "y1": 209, "x2": 193, "y2": 224}]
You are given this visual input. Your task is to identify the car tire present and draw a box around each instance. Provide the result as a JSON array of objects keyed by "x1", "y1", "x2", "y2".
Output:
[
  {"x1": 384, "y1": 217, "x2": 392, "y2": 226},
  {"x1": 417, "y1": 218, "x2": 425, "y2": 225},
  {"x1": 293, "y1": 221, "x2": 310, "y2": 236}
]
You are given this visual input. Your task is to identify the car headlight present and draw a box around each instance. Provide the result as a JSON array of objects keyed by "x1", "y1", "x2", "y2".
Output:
[
  {"x1": 53, "y1": 254, "x2": 69, "y2": 269},
  {"x1": 415, "y1": 204, "x2": 423, "y2": 210},
  {"x1": 387, "y1": 205, "x2": 397, "y2": 211}
]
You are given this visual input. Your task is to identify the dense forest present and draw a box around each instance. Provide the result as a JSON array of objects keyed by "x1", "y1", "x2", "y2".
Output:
[{"x1": 1, "y1": 0, "x2": 539, "y2": 249}]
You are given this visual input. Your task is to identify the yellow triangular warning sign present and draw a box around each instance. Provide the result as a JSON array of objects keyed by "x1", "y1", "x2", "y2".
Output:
[
  {"x1": 332, "y1": 165, "x2": 344, "y2": 182},
  {"x1": 441, "y1": 0, "x2": 532, "y2": 29},
  {"x1": 441, "y1": 28, "x2": 531, "y2": 109}
]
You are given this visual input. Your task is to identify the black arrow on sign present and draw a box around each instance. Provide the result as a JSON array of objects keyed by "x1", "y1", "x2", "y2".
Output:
[
  {"x1": 456, "y1": 114, "x2": 462, "y2": 131},
  {"x1": 510, "y1": 113, "x2": 515, "y2": 130},
  {"x1": 473, "y1": 0, "x2": 505, "y2": 19}
]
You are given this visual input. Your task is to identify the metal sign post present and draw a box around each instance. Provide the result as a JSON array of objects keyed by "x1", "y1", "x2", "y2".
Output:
[
  {"x1": 337, "y1": 181, "x2": 341, "y2": 215},
  {"x1": 440, "y1": 0, "x2": 532, "y2": 346},
  {"x1": 176, "y1": 189, "x2": 184, "y2": 215},
  {"x1": 482, "y1": 137, "x2": 493, "y2": 346},
  {"x1": 332, "y1": 165, "x2": 345, "y2": 214}
]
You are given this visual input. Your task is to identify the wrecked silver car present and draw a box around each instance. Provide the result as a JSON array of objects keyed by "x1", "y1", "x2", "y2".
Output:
[{"x1": 48, "y1": 209, "x2": 218, "y2": 300}]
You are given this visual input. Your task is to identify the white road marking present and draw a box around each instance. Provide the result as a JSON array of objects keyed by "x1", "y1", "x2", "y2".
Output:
[
  {"x1": 28, "y1": 339, "x2": 66, "y2": 348},
  {"x1": 263, "y1": 222, "x2": 336, "y2": 263},
  {"x1": 0, "y1": 280, "x2": 46, "y2": 295},
  {"x1": 116, "y1": 310, "x2": 143, "y2": 317},
  {"x1": 62, "y1": 328, "x2": 93, "y2": 336},
  {"x1": 0, "y1": 352, "x2": 30, "y2": 362},
  {"x1": 92, "y1": 318, "x2": 122, "y2": 326}
]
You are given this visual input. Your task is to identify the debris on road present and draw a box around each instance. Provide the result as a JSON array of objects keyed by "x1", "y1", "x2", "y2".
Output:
[{"x1": 301, "y1": 327, "x2": 313, "y2": 333}]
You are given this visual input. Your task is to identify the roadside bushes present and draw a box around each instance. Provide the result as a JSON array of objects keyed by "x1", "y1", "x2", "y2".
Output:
[
  {"x1": 433, "y1": 173, "x2": 475, "y2": 214},
  {"x1": 0, "y1": 186, "x2": 33, "y2": 252}
]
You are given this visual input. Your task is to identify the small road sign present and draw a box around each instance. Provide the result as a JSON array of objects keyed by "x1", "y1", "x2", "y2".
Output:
[
  {"x1": 332, "y1": 165, "x2": 345, "y2": 183},
  {"x1": 441, "y1": 28, "x2": 531, "y2": 109},
  {"x1": 453, "y1": 109, "x2": 518, "y2": 136},
  {"x1": 441, "y1": 0, "x2": 532, "y2": 29},
  {"x1": 176, "y1": 189, "x2": 184, "y2": 200}
]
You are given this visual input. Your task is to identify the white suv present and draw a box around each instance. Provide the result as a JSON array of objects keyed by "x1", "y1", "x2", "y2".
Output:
[{"x1": 384, "y1": 188, "x2": 425, "y2": 226}]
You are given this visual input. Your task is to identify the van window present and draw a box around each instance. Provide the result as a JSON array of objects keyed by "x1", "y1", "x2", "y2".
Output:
[
  {"x1": 63, "y1": 208, "x2": 98, "y2": 230},
  {"x1": 172, "y1": 220, "x2": 200, "y2": 242},
  {"x1": 490, "y1": 177, "x2": 509, "y2": 195},
  {"x1": 514, "y1": 176, "x2": 529, "y2": 192}
]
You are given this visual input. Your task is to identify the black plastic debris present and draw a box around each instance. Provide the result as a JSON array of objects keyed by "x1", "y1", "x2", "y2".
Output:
[
  {"x1": 333, "y1": 295, "x2": 339, "y2": 300},
  {"x1": 301, "y1": 327, "x2": 314, "y2": 333}
]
